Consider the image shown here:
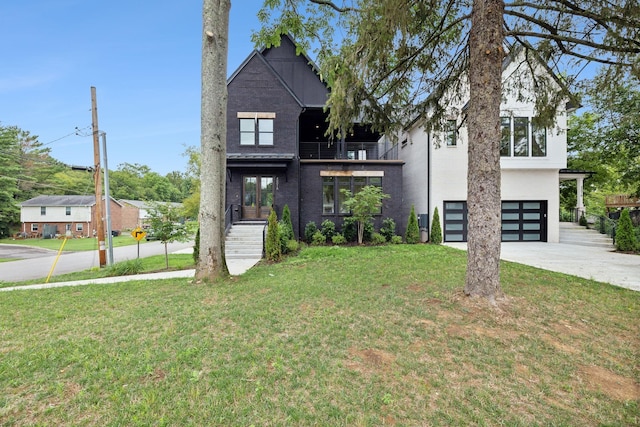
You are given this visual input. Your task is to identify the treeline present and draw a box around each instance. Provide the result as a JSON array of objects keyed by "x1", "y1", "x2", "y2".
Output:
[{"x1": 0, "y1": 125, "x2": 200, "y2": 237}]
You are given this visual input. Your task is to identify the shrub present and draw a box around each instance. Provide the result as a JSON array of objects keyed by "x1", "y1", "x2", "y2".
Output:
[
  {"x1": 405, "y1": 205, "x2": 420, "y2": 244},
  {"x1": 286, "y1": 239, "x2": 299, "y2": 253},
  {"x1": 615, "y1": 209, "x2": 637, "y2": 252},
  {"x1": 320, "y1": 219, "x2": 336, "y2": 240},
  {"x1": 380, "y1": 217, "x2": 396, "y2": 242},
  {"x1": 342, "y1": 216, "x2": 373, "y2": 243},
  {"x1": 304, "y1": 221, "x2": 317, "y2": 243},
  {"x1": 265, "y1": 209, "x2": 282, "y2": 261},
  {"x1": 311, "y1": 230, "x2": 326, "y2": 246},
  {"x1": 331, "y1": 233, "x2": 347, "y2": 245},
  {"x1": 371, "y1": 232, "x2": 387, "y2": 245},
  {"x1": 193, "y1": 227, "x2": 200, "y2": 264},
  {"x1": 579, "y1": 212, "x2": 588, "y2": 226},
  {"x1": 107, "y1": 259, "x2": 143, "y2": 276},
  {"x1": 280, "y1": 204, "x2": 294, "y2": 242},
  {"x1": 390, "y1": 235, "x2": 403, "y2": 244},
  {"x1": 430, "y1": 207, "x2": 442, "y2": 244}
]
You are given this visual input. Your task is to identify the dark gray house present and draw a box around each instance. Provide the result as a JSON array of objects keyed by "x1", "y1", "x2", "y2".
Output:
[{"x1": 226, "y1": 35, "x2": 404, "y2": 239}]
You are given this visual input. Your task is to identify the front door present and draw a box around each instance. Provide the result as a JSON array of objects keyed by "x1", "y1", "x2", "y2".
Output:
[{"x1": 242, "y1": 176, "x2": 274, "y2": 219}]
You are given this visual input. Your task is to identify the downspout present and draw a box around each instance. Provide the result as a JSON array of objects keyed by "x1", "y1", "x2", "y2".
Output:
[
  {"x1": 426, "y1": 131, "x2": 431, "y2": 242},
  {"x1": 297, "y1": 109, "x2": 304, "y2": 240}
]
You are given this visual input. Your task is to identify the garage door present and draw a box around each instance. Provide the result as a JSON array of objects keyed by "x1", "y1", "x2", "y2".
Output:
[{"x1": 443, "y1": 200, "x2": 547, "y2": 242}]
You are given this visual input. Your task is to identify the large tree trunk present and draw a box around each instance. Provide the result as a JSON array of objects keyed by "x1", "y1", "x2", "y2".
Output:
[
  {"x1": 195, "y1": 0, "x2": 231, "y2": 282},
  {"x1": 464, "y1": 0, "x2": 504, "y2": 301}
]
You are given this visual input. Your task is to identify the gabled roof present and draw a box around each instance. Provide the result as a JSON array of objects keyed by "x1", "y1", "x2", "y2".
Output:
[
  {"x1": 227, "y1": 49, "x2": 305, "y2": 107},
  {"x1": 227, "y1": 34, "x2": 329, "y2": 109},
  {"x1": 21, "y1": 195, "x2": 122, "y2": 207}
]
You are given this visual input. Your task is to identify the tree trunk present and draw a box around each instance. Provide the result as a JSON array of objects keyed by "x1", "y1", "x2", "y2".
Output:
[
  {"x1": 464, "y1": 0, "x2": 504, "y2": 301},
  {"x1": 195, "y1": 0, "x2": 231, "y2": 282}
]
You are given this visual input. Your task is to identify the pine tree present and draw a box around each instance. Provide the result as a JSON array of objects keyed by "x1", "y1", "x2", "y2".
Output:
[
  {"x1": 430, "y1": 207, "x2": 442, "y2": 244},
  {"x1": 405, "y1": 205, "x2": 420, "y2": 244},
  {"x1": 615, "y1": 209, "x2": 637, "y2": 252},
  {"x1": 266, "y1": 208, "x2": 282, "y2": 261}
]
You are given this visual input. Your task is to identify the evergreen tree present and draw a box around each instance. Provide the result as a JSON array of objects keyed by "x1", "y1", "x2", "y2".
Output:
[
  {"x1": 266, "y1": 208, "x2": 282, "y2": 261},
  {"x1": 405, "y1": 205, "x2": 420, "y2": 244},
  {"x1": 0, "y1": 126, "x2": 20, "y2": 237},
  {"x1": 615, "y1": 209, "x2": 637, "y2": 252},
  {"x1": 430, "y1": 207, "x2": 442, "y2": 244}
]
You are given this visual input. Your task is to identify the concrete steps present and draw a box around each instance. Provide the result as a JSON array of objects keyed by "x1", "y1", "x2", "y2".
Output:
[
  {"x1": 559, "y1": 222, "x2": 615, "y2": 249},
  {"x1": 225, "y1": 222, "x2": 266, "y2": 259}
]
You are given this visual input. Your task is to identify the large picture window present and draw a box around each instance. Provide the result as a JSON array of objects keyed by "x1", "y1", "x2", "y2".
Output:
[
  {"x1": 322, "y1": 175, "x2": 383, "y2": 215},
  {"x1": 500, "y1": 116, "x2": 546, "y2": 158}
]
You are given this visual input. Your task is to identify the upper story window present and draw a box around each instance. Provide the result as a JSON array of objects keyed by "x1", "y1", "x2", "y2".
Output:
[
  {"x1": 65, "y1": 206, "x2": 71, "y2": 216},
  {"x1": 238, "y1": 112, "x2": 275, "y2": 146},
  {"x1": 500, "y1": 116, "x2": 547, "y2": 157},
  {"x1": 40, "y1": 206, "x2": 46, "y2": 216},
  {"x1": 446, "y1": 120, "x2": 457, "y2": 146}
]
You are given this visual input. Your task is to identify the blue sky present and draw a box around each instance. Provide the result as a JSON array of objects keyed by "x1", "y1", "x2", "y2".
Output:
[{"x1": 0, "y1": 0, "x2": 269, "y2": 175}]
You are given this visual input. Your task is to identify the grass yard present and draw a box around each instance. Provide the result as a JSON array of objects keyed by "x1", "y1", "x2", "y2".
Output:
[
  {"x1": 0, "y1": 245, "x2": 638, "y2": 425},
  {"x1": 0, "y1": 235, "x2": 143, "y2": 253}
]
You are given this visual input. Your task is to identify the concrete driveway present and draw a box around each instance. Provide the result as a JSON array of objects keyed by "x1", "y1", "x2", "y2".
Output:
[{"x1": 445, "y1": 241, "x2": 640, "y2": 292}]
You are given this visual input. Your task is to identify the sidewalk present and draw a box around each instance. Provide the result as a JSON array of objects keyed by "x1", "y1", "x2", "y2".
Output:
[{"x1": 0, "y1": 249, "x2": 261, "y2": 292}]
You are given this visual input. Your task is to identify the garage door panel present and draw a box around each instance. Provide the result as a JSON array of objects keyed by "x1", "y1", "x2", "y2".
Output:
[{"x1": 444, "y1": 200, "x2": 547, "y2": 242}]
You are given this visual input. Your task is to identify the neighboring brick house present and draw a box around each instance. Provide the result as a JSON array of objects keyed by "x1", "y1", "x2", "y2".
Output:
[
  {"x1": 119, "y1": 200, "x2": 184, "y2": 230},
  {"x1": 20, "y1": 195, "x2": 123, "y2": 238},
  {"x1": 226, "y1": 35, "x2": 405, "y2": 238}
]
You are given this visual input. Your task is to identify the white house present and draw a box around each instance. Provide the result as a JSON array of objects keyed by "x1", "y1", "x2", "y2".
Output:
[
  {"x1": 20, "y1": 195, "x2": 123, "y2": 238},
  {"x1": 399, "y1": 48, "x2": 578, "y2": 243}
]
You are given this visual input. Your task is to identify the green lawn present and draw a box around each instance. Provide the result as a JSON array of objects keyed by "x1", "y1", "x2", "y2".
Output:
[
  {"x1": 0, "y1": 245, "x2": 638, "y2": 425},
  {"x1": 0, "y1": 234, "x2": 144, "y2": 252}
]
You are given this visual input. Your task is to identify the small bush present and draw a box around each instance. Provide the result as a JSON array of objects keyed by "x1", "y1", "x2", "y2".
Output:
[
  {"x1": 304, "y1": 222, "x2": 317, "y2": 243},
  {"x1": 371, "y1": 232, "x2": 387, "y2": 245},
  {"x1": 390, "y1": 235, "x2": 403, "y2": 244},
  {"x1": 380, "y1": 217, "x2": 396, "y2": 242},
  {"x1": 320, "y1": 219, "x2": 336, "y2": 240},
  {"x1": 331, "y1": 233, "x2": 347, "y2": 245},
  {"x1": 286, "y1": 239, "x2": 299, "y2": 253},
  {"x1": 430, "y1": 207, "x2": 442, "y2": 244},
  {"x1": 311, "y1": 230, "x2": 326, "y2": 246},
  {"x1": 405, "y1": 205, "x2": 420, "y2": 244},
  {"x1": 342, "y1": 216, "x2": 372, "y2": 242},
  {"x1": 279, "y1": 205, "x2": 295, "y2": 253},
  {"x1": 579, "y1": 213, "x2": 588, "y2": 227},
  {"x1": 107, "y1": 259, "x2": 143, "y2": 276},
  {"x1": 615, "y1": 209, "x2": 637, "y2": 252}
]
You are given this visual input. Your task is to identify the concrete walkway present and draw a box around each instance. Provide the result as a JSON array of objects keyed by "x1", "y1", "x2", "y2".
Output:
[{"x1": 0, "y1": 249, "x2": 261, "y2": 292}]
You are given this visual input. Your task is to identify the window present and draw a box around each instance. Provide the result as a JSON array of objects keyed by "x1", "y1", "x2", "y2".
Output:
[
  {"x1": 40, "y1": 206, "x2": 46, "y2": 216},
  {"x1": 76, "y1": 223, "x2": 83, "y2": 232},
  {"x1": 532, "y1": 122, "x2": 546, "y2": 156},
  {"x1": 31, "y1": 224, "x2": 39, "y2": 232},
  {"x1": 500, "y1": 116, "x2": 547, "y2": 158},
  {"x1": 65, "y1": 206, "x2": 71, "y2": 216},
  {"x1": 322, "y1": 175, "x2": 383, "y2": 215},
  {"x1": 500, "y1": 117, "x2": 511, "y2": 156},
  {"x1": 446, "y1": 120, "x2": 457, "y2": 146},
  {"x1": 514, "y1": 117, "x2": 529, "y2": 157},
  {"x1": 239, "y1": 116, "x2": 274, "y2": 146}
]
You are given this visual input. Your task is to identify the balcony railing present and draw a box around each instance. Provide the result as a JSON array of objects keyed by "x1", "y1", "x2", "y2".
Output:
[{"x1": 299, "y1": 140, "x2": 398, "y2": 160}]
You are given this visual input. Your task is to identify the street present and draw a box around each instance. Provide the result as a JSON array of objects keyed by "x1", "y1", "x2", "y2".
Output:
[{"x1": 0, "y1": 241, "x2": 194, "y2": 283}]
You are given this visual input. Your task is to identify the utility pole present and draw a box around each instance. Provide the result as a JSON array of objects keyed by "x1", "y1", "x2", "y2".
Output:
[{"x1": 91, "y1": 86, "x2": 106, "y2": 267}]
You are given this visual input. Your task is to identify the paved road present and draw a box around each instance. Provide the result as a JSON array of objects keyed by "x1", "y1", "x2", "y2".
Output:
[{"x1": 0, "y1": 241, "x2": 194, "y2": 283}]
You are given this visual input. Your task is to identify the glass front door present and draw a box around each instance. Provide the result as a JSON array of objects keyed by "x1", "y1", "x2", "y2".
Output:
[{"x1": 242, "y1": 176, "x2": 274, "y2": 219}]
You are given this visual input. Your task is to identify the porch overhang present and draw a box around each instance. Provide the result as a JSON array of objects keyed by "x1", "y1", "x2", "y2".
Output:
[{"x1": 226, "y1": 153, "x2": 296, "y2": 181}]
